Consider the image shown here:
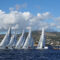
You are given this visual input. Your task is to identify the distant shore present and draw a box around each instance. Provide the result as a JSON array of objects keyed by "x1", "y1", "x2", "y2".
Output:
[{"x1": 0, "y1": 31, "x2": 60, "y2": 49}]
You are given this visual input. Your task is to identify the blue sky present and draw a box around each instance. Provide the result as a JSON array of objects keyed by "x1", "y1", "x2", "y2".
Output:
[
  {"x1": 0, "y1": 0, "x2": 59, "y2": 17},
  {"x1": 0, "y1": 0, "x2": 60, "y2": 32}
]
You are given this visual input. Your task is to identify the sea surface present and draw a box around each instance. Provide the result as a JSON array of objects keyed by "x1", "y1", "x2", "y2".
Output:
[{"x1": 0, "y1": 49, "x2": 60, "y2": 60}]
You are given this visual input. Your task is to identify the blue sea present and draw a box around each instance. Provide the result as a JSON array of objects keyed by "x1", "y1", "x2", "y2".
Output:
[{"x1": 0, "y1": 49, "x2": 60, "y2": 60}]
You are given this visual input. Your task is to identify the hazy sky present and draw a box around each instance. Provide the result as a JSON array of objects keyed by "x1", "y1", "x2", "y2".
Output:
[{"x1": 0, "y1": 0, "x2": 60, "y2": 32}]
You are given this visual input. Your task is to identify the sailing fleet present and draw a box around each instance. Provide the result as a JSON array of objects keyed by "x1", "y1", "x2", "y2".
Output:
[{"x1": 0, "y1": 27, "x2": 48, "y2": 50}]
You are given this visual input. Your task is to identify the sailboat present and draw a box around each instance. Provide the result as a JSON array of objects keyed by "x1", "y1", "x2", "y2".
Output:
[
  {"x1": 0, "y1": 27, "x2": 11, "y2": 49},
  {"x1": 7, "y1": 32, "x2": 17, "y2": 49},
  {"x1": 15, "y1": 30, "x2": 25, "y2": 49},
  {"x1": 37, "y1": 28, "x2": 48, "y2": 49},
  {"x1": 22, "y1": 29, "x2": 34, "y2": 49}
]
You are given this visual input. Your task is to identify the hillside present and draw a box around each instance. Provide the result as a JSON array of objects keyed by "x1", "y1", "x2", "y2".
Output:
[{"x1": 0, "y1": 31, "x2": 60, "y2": 46}]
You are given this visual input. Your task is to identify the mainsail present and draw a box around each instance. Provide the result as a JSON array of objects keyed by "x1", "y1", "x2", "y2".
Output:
[
  {"x1": 0, "y1": 27, "x2": 11, "y2": 49},
  {"x1": 8, "y1": 32, "x2": 17, "y2": 49},
  {"x1": 15, "y1": 30, "x2": 25, "y2": 49},
  {"x1": 22, "y1": 29, "x2": 34, "y2": 49},
  {"x1": 37, "y1": 28, "x2": 45, "y2": 49}
]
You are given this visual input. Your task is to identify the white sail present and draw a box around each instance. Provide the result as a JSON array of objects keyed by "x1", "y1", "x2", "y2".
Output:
[
  {"x1": 22, "y1": 29, "x2": 34, "y2": 49},
  {"x1": 8, "y1": 32, "x2": 17, "y2": 49},
  {"x1": 37, "y1": 28, "x2": 45, "y2": 49},
  {"x1": 15, "y1": 30, "x2": 25, "y2": 49},
  {"x1": 0, "y1": 27, "x2": 11, "y2": 49}
]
